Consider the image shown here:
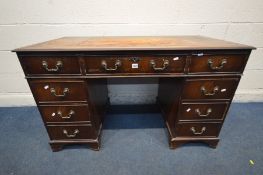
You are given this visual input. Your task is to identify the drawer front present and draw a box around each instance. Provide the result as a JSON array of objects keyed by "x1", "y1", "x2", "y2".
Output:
[
  {"x1": 175, "y1": 122, "x2": 222, "y2": 137},
  {"x1": 85, "y1": 55, "x2": 186, "y2": 74},
  {"x1": 47, "y1": 125, "x2": 97, "y2": 140},
  {"x1": 19, "y1": 56, "x2": 81, "y2": 75},
  {"x1": 182, "y1": 78, "x2": 239, "y2": 100},
  {"x1": 39, "y1": 104, "x2": 90, "y2": 123},
  {"x1": 28, "y1": 79, "x2": 88, "y2": 103},
  {"x1": 178, "y1": 102, "x2": 229, "y2": 121},
  {"x1": 189, "y1": 54, "x2": 248, "y2": 74}
]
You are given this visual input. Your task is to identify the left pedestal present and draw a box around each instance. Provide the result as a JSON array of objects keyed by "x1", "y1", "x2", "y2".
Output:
[{"x1": 17, "y1": 53, "x2": 108, "y2": 152}]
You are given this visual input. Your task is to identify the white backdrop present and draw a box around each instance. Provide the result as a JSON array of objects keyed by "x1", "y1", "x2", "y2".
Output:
[{"x1": 0, "y1": 0, "x2": 263, "y2": 106}]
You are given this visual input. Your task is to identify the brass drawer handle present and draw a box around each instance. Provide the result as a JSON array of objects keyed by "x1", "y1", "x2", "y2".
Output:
[
  {"x1": 190, "y1": 127, "x2": 206, "y2": 135},
  {"x1": 150, "y1": 59, "x2": 169, "y2": 71},
  {"x1": 50, "y1": 88, "x2": 69, "y2": 97},
  {"x1": 42, "y1": 61, "x2": 63, "y2": 72},
  {"x1": 101, "y1": 60, "x2": 121, "y2": 71},
  {"x1": 195, "y1": 108, "x2": 212, "y2": 117},
  {"x1": 63, "y1": 129, "x2": 79, "y2": 138},
  {"x1": 57, "y1": 110, "x2": 75, "y2": 119},
  {"x1": 208, "y1": 59, "x2": 227, "y2": 70},
  {"x1": 201, "y1": 86, "x2": 219, "y2": 96}
]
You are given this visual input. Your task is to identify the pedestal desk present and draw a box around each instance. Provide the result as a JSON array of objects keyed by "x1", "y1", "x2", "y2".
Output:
[{"x1": 13, "y1": 36, "x2": 255, "y2": 152}]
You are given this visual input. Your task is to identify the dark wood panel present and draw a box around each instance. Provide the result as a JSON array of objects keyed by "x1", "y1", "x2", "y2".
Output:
[
  {"x1": 86, "y1": 78, "x2": 109, "y2": 130},
  {"x1": 182, "y1": 78, "x2": 240, "y2": 100},
  {"x1": 178, "y1": 102, "x2": 229, "y2": 121},
  {"x1": 157, "y1": 77, "x2": 184, "y2": 136}
]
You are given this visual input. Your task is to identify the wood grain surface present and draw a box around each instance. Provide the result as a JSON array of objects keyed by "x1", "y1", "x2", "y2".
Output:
[{"x1": 13, "y1": 36, "x2": 255, "y2": 52}]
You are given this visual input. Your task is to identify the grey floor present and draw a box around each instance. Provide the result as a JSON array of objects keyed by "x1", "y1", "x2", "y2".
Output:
[{"x1": 0, "y1": 103, "x2": 262, "y2": 175}]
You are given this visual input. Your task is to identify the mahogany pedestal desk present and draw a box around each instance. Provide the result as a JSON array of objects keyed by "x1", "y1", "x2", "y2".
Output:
[{"x1": 13, "y1": 36, "x2": 255, "y2": 152}]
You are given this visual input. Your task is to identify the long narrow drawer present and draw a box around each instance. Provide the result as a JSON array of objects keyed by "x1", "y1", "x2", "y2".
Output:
[
  {"x1": 178, "y1": 102, "x2": 229, "y2": 121},
  {"x1": 39, "y1": 104, "x2": 91, "y2": 123},
  {"x1": 47, "y1": 125, "x2": 97, "y2": 140},
  {"x1": 28, "y1": 79, "x2": 88, "y2": 103},
  {"x1": 182, "y1": 78, "x2": 239, "y2": 100},
  {"x1": 19, "y1": 56, "x2": 81, "y2": 75},
  {"x1": 189, "y1": 53, "x2": 248, "y2": 74},
  {"x1": 84, "y1": 55, "x2": 186, "y2": 74},
  {"x1": 175, "y1": 122, "x2": 222, "y2": 137}
]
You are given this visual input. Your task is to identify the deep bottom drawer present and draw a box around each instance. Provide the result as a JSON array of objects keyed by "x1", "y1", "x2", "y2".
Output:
[
  {"x1": 175, "y1": 122, "x2": 222, "y2": 137},
  {"x1": 47, "y1": 125, "x2": 97, "y2": 140}
]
